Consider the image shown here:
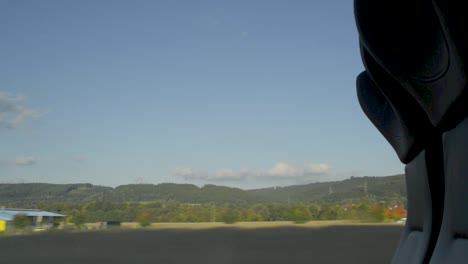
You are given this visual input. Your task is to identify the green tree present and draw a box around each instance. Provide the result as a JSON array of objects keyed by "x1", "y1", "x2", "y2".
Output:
[
  {"x1": 368, "y1": 205, "x2": 385, "y2": 222},
  {"x1": 319, "y1": 204, "x2": 339, "y2": 220},
  {"x1": 308, "y1": 204, "x2": 321, "y2": 220},
  {"x1": 71, "y1": 209, "x2": 87, "y2": 228},
  {"x1": 136, "y1": 213, "x2": 152, "y2": 227},
  {"x1": 219, "y1": 208, "x2": 240, "y2": 224},
  {"x1": 267, "y1": 204, "x2": 288, "y2": 221},
  {"x1": 240, "y1": 209, "x2": 262, "y2": 221},
  {"x1": 253, "y1": 205, "x2": 270, "y2": 221},
  {"x1": 287, "y1": 204, "x2": 312, "y2": 224},
  {"x1": 13, "y1": 214, "x2": 31, "y2": 230}
]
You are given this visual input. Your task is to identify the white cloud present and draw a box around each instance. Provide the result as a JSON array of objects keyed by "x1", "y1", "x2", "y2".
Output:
[
  {"x1": 268, "y1": 162, "x2": 298, "y2": 177},
  {"x1": 15, "y1": 156, "x2": 36, "y2": 166},
  {"x1": 303, "y1": 163, "x2": 330, "y2": 175},
  {"x1": 173, "y1": 167, "x2": 250, "y2": 181},
  {"x1": 0, "y1": 92, "x2": 40, "y2": 129},
  {"x1": 173, "y1": 162, "x2": 330, "y2": 182},
  {"x1": 263, "y1": 162, "x2": 330, "y2": 179},
  {"x1": 174, "y1": 167, "x2": 195, "y2": 177}
]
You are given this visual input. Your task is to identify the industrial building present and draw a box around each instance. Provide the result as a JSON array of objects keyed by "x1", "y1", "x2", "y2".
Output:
[{"x1": 0, "y1": 208, "x2": 66, "y2": 232}]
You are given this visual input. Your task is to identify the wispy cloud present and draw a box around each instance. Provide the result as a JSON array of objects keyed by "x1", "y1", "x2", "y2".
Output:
[
  {"x1": 15, "y1": 156, "x2": 36, "y2": 166},
  {"x1": 263, "y1": 162, "x2": 330, "y2": 179},
  {"x1": 0, "y1": 92, "x2": 40, "y2": 129},
  {"x1": 173, "y1": 162, "x2": 330, "y2": 182},
  {"x1": 173, "y1": 167, "x2": 250, "y2": 181}
]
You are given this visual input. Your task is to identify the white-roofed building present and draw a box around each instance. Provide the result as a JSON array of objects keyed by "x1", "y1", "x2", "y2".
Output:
[{"x1": 0, "y1": 208, "x2": 66, "y2": 232}]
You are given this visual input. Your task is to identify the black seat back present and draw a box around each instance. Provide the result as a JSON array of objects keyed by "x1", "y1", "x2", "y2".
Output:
[
  {"x1": 357, "y1": 72, "x2": 443, "y2": 264},
  {"x1": 355, "y1": 0, "x2": 468, "y2": 263},
  {"x1": 427, "y1": 1, "x2": 468, "y2": 262}
]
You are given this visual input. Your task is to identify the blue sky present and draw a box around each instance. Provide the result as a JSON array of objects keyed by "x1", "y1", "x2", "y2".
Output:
[{"x1": 0, "y1": 0, "x2": 403, "y2": 189}]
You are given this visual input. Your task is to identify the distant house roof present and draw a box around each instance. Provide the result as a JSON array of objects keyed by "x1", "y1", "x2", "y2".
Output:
[
  {"x1": 0, "y1": 209, "x2": 66, "y2": 221},
  {"x1": 0, "y1": 213, "x2": 12, "y2": 221}
]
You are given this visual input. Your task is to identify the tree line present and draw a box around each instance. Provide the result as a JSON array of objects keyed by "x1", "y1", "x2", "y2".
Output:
[{"x1": 20, "y1": 199, "x2": 406, "y2": 225}]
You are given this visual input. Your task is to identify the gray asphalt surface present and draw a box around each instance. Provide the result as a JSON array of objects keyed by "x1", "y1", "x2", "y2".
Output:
[{"x1": 0, "y1": 225, "x2": 403, "y2": 264}]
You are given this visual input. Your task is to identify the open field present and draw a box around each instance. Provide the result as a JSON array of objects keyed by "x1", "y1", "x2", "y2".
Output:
[
  {"x1": 0, "y1": 221, "x2": 403, "y2": 264},
  {"x1": 115, "y1": 220, "x2": 404, "y2": 229}
]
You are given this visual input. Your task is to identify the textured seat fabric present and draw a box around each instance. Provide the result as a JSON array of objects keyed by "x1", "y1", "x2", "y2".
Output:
[
  {"x1": 429, "y1": 119, "x2": 468, "y2": 263},
  {"x1": 392, "y1": 151, "x2": 431, "y2": 264},
  {"x1": 357, "y1": 72, "x2": 443, "y2": 264}
]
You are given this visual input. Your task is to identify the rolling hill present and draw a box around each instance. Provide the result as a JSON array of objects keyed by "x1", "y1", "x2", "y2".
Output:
[{"x1": 0, "y1": 175, "x2": 405, "y2": 205}]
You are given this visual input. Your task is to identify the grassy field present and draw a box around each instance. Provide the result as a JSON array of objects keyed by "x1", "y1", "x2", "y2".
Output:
[
  {"x1": 115, "y1": 220, "x2": 403, "y2": 229},
  {"x1": 0, "y1": 221, "x2": 403, "y2": 264}
]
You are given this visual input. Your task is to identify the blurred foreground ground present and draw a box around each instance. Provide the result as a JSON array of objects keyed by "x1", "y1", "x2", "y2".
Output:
[{"x1": 0, "y1": 223, "x2": 403, "y2": 264}]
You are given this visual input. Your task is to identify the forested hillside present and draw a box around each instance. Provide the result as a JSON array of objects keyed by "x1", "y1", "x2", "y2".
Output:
[
  {"x1": 250, "y1": 175, "x2": 406, "y2": 203},
  {"x1": 0, "y1": 175, "x2": 405, "y2": 206},
  {"x1": 0, "y1": 183, "x2": 112, "y2": 206}
]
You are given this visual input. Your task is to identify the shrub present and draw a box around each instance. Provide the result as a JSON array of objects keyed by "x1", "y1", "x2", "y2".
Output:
[
  {"x1": 71, "y1": 209, "x2": 87, "y2": 228},
  {"x1": 219, "y1": 208, "x2": 240, "y2": 224},
  {"x1": 136, "y1": 213, "x2": 151, "y2": 227},
  {"x1": 13, "y1": 214, "x2": 31, "y2": 230}
]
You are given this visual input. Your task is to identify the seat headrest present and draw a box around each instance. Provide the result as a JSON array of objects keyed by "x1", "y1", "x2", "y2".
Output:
[
  {"x1": 360, "y1": 44, "x2": 433, "y2": 134},
  {"x1": 355, "y1": 0, "x2": 448, "y2": 81},
  {"x1": 357, "y1": 71, "x2": 430, "y2": 164},
  {"x1": 433, "y1": 0, "x2": 468, "y2": 67},
  {"x1": 355, "y1": 0, "x2": 468, "y2": 130}
]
